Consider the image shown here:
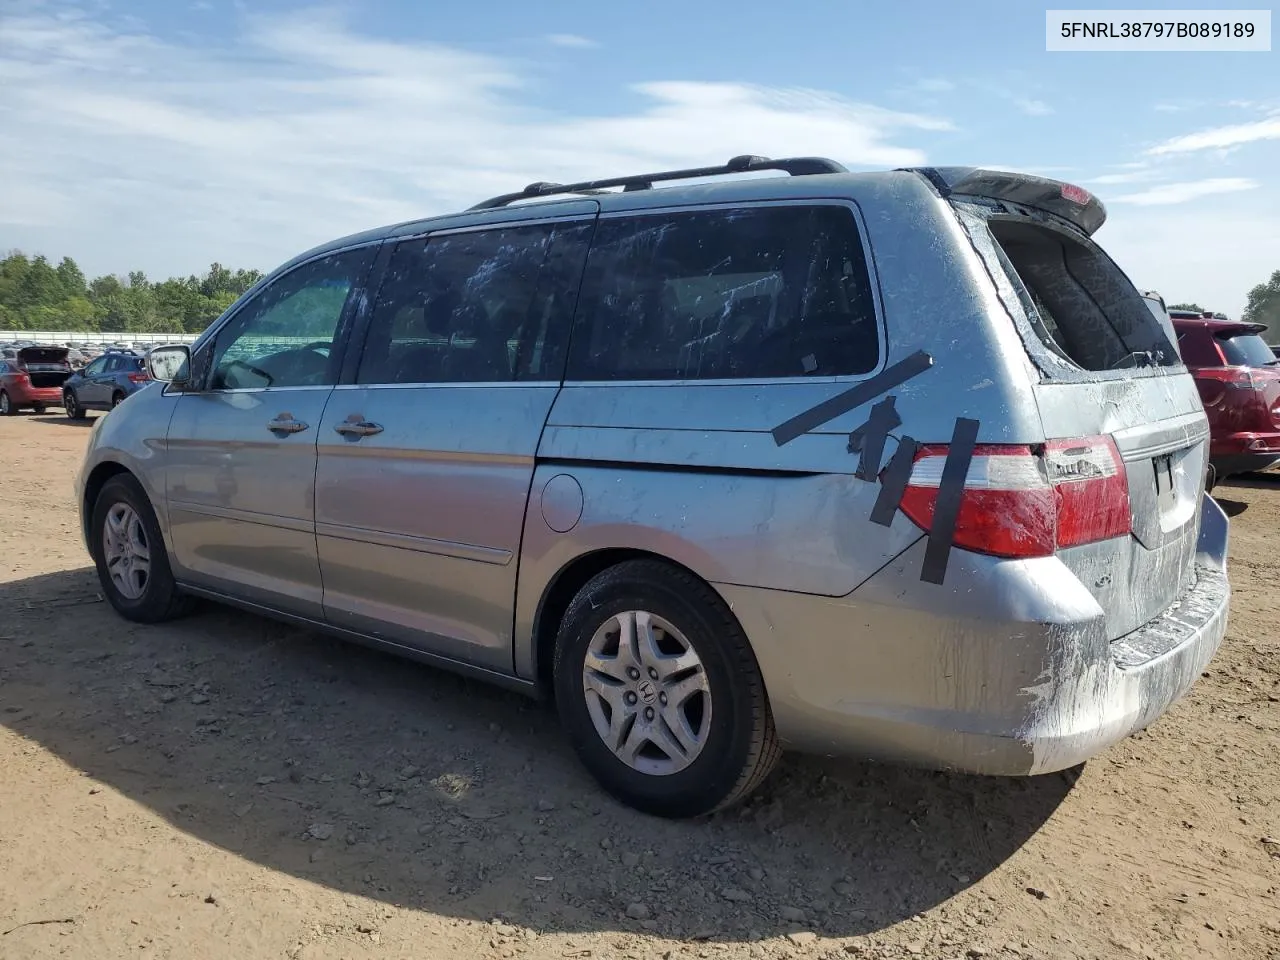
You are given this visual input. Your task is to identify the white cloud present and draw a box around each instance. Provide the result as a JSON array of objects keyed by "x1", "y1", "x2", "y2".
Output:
[
  {"x1": 1110, "y1": 177, "x2": 1258, "y2": 206},
  {"x1": 1088, "y1": 170, "x2": 1156, "y2": 186},
  {"x1": 1099, "y1": 204, "x2": 1280, "y2": 316},
  {"x1": 545, "y1": 33, "x2": 596, "y2": 49},
  {"x1": 0, "y1": 7, "x2": 951, "y2": 279},
  {"x1": 1013, "y1": 97, "x2": 1053, "y2": 117},
  {"x1": 1148, "y1": 117, "x2": 1280, "y2": 155}
]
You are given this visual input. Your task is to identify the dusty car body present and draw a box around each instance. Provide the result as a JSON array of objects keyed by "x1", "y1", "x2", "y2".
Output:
[{"x1": 76, "y1": 157, "x2": 1230, "y2": 817}]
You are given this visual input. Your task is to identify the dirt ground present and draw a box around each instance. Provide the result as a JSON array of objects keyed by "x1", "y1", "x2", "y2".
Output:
[{"x1": 0, "y1": 413, "x2": 1276, "y2": 960}]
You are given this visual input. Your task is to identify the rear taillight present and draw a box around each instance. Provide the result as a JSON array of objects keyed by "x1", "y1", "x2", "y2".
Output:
[
  {"x1": 127, "y1": 372, "x2": 150, "y2": 384},
  {"x1": 1199, "y1": 367, "x2": 1260, "y2": 391},
  {"x1": 898, "y1": 436, "x2": 1130, "y2": 559}
]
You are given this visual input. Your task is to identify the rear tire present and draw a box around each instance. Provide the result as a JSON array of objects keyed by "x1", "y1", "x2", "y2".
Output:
[
  {"x1": 111, "y1": 391, "x2": 125, "y2": 409},
  {"x1": 553, "y1": 559, "x2": 780, "y2": 818},
  {"x1": 90, "y1": 474, "x2": 193, "y2": 623},
  {"x1": 0, "y1": 390, "x2": 15, "y2": 416}
]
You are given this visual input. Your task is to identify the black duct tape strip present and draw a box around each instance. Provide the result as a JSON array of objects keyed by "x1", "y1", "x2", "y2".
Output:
[
  {"x1": 772, "y1": 350, "x2": 934, "y2": 447},
  {"x1": 920, "y1": 417, "x2": 979, "y2": 585},
  {"x1": 854, "y1": 396, "x2": 900, "y2": 481},
  {"x1": 870, "y1": 436, "x2": 918, "y2": 526},
  {"x1": 846, "y1": 424, "x2": 865, "y2": 454}
]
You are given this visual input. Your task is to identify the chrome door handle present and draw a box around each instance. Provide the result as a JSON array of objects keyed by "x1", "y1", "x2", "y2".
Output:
[
  {"x1": 334, "y1": 415, "x2": 383, "y2": 438},
  {"x1": 267, "y1": 414, "x2": 309, "y2": 434}
]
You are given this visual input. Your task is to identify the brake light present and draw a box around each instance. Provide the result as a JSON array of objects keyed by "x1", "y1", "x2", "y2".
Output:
[
  {"x1": 127, "y1": 371, "x2": 150, "y2": 384},
  {"x1": 898, "y1": 436, "x2": 1130, "y2": 559},
  {"x1": 1198, "y1": 367, "x2": 1262, "y2": 391},
  {"x1": 1060, "y1": 183, "x2": 1092, "y2": 205}
]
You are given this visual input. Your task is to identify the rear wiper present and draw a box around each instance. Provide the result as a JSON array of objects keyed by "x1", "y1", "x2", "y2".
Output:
[{"x1": 1109, "y1": 350, "x2": 1155, "y2": 370}]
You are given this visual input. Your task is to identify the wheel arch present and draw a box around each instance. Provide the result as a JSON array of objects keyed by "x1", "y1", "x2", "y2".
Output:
[
  {"x1": 530, "y1": 547, "x2": 727, "y2": 701},
  {"x1": 81, "y1": 461, "x2": 137, "y2": 548}
]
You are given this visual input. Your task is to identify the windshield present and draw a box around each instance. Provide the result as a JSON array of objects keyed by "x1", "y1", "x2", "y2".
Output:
[{"x1": 1217, "y1": 332, "x2": 1277, "y2": 367}]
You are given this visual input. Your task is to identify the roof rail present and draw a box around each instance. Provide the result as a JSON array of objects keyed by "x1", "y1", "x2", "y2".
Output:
[{"x1": 467, "y1": 154, "x2": 848, "y2": 211}]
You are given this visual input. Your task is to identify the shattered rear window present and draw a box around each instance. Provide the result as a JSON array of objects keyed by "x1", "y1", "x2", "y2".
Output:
[{"x1": 983, "y1": 218, "x2": 1180, "y2": 372}]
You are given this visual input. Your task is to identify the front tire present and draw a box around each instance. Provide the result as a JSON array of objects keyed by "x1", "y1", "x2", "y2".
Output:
[
  {"x1": 90, "y1": 474, "x2": 192, "y2": 623},
  {"x1": 0, "y1": 390, "x2": 15, "y2": 416},
  {"x1": 553, "y1": 559, "x2": 780, "y2": 818},
  {"x1": 64, "y1": 390, "x2": 86, "y2": 420}
]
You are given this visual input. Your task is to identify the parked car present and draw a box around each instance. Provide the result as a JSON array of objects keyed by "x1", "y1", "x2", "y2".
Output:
[
  {"x1": 0, "y1": 345, "x2": 72, "y2": 415},
  {"x1": 76, "y1": 157, "x2": 1230, "y2": 817},
  {"x1": 1170, "y1": 313, "x2": 1280, "y2": 478},
  {"x1": 62, "y1": 349, "x2": 150, "y2": 419}
]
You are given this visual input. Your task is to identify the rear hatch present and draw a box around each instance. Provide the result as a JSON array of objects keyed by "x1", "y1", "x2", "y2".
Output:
[
  {"x1": 17, "y1": 346, "x2": 72, "y2": 388},
  {"x1": 1213, "y1": 324, "x2": 1280, "y2": 432},
  {"x1": 909, "y1": 168, "x2": 1209, "y2": 641}
]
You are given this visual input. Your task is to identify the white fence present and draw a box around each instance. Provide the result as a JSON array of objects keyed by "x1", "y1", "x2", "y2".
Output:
[{"x1": 4, "y1": 331, "x2": 201, "y2": 346}]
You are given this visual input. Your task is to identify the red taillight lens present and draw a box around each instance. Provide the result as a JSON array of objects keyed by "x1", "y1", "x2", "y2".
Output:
[
  {"x1": 1043, "y1": 437, "x2": 1131, "y2": 546},
  {"x1": 127, "y1": 372, "x2": 150, "y2": 383},
  {"x1": 897, "y1": 436, "x2": 1130, "y2": 559},
  {"x1": 1199, "y1": 367, "x2": 1259, "y2": 391}
]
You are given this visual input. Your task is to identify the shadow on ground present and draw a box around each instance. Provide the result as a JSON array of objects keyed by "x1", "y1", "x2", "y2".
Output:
[
  {"x1": 23, "y1": 413, "x2": 97, "y2": 428},
  {"x1": 1215, "y1": 497, "x2": 1250, "y2": 518},
  {"x1": 0, "y1": 568, "x2": 1071, "y2": 942}
]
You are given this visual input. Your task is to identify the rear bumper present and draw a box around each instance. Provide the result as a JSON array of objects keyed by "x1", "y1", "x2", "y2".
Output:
[
  {"x1": 719, "y1": 495, "x2": 1230, "y2": 775},
  {"x1": 1211, "y1": 431, "x2": 1280, "y2": 474},
  {"x1": 5, "y1": 384, "x2": 64, "y2": 406}
]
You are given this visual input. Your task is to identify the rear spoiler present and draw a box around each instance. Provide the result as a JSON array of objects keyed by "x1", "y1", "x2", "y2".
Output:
[
  {"x1": 899, "y1": 166, "x2": 1108, "y2": 236},
  {"x1": 1214, "y1": 322, "x2": 1268, "y2": 337}
]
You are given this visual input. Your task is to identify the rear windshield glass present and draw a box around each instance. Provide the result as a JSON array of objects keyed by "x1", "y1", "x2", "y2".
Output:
[
  {"x1": 1218, "y1": 332, "x2": 1278, "y2": 367},
  {"x1": 984, "y1": 219, "x2": 1179, "y2": 372}
]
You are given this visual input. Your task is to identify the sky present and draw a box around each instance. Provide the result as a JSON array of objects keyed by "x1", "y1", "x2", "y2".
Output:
[{"x1": 1, "y1": 0, "x2": 1277, "y2": 315}]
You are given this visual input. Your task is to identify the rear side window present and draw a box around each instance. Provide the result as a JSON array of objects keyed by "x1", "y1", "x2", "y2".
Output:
[
  {"x1": 986, "y1": 219, "x2": 1178, "y2": 371},
  {"x1": 567, "y1": 204, "x2": 879, "y2": 381},
  {"x1": 1218, "y1": 332, "x2": 1277, "y2": 367}
]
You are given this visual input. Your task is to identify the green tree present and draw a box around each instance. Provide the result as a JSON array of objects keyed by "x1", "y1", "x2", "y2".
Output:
[
  {"x1": 1242, "y1": 270, "x2": 1280, "y2": 342},
  {"x1": 1169, "y1": 302, "x2": 1204, "y2": 313},
  {"x1": 1, "y1": 249, "x2": 260, "y2": 334},
  {"x1": 56, "y1": 257, "x2": 87, "y2": 299},
  {"x1": 18, "y1": 255, "x2": 63, "y2": 309}
]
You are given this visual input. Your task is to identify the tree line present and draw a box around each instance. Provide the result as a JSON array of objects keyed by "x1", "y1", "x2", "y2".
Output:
[
  {"x1": 0, "y1": 251, "x2": 263, "y2": 335},
  {"x1": 3, "y1": 247, "x2": 1279, "y2": 342}
]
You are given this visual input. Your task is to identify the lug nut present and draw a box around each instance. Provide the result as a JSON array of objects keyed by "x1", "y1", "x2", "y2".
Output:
[
  {"x1": 627, "y1": 667, "x2": 640, "y2": 680},
  {"x1": 644, "y1": 707, "x2": 655, "y2": 720},
  {"x1": 659, "y1": 693, "x2": 668, "y2": 706},
  {"x1": 648, "y1": 667, "x2": 659, "y2": 680},
  {"x1": 625, "y1": 692, "x2": 638, "y2": 705}
]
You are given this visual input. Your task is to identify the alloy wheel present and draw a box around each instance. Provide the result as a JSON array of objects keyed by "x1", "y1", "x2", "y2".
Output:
[
  {"x1": 581, "y1": 610, "x2": 712, "y2": 776},
  {"x1": 102, "y1": 502, "x2": 152, "y2": 601}
]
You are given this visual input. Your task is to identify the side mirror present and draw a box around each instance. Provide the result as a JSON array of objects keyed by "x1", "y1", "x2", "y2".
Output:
[{"x1": 147, "y1": 345, "x2": 192, "y2": 385}]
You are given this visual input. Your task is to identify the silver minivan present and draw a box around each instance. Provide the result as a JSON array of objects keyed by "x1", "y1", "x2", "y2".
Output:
[{"x1": 77, "y1": 156, "x2": 1230, "y2": 818}]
